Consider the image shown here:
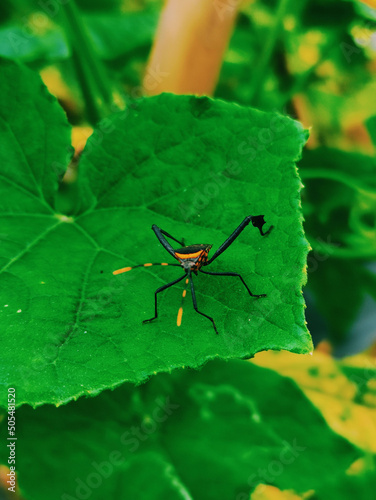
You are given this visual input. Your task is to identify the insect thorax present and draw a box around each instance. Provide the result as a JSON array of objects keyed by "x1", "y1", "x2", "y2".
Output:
[{"x1": 174, "y1": 244, "x2": 212, "y2": 272}]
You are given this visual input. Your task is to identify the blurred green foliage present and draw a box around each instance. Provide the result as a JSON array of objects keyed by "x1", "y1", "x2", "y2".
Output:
[{"x1": 0, "y1": 360, "x2": 362, "y2": 500}]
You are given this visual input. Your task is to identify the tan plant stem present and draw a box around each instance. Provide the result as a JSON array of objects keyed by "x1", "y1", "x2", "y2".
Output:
[{"x1": 144, "y1": 0, "x2": 240, "y2": 96}]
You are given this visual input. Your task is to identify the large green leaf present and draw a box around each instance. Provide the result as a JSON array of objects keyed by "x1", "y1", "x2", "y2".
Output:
[
  {"x1": 0, "y1": 360, "x2": 360, "y2": 500},
  {"x1": 0, "y1": 60, "x2": 311, "y2": 408}
]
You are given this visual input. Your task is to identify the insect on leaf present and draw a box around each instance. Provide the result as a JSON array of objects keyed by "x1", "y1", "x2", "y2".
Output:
[{"x1": 0, "y1": 60, "x2": 312, "y2": 408}]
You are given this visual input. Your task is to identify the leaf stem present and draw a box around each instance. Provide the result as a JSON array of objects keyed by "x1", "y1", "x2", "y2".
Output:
[
  {"x1": 303, "y1": 169, "x2": 376, "y2": 259},
  {"x1": 300, "y1": 168, "x2": 376, "y2": 198},
  {"x1": 307, "y1": 237, "x2": 376, "y2": 260},
  {"x1": 59, "y1": 0, "x2": 113, "y2": 123},
  {"x1": 248, "y1": 0, "x2": 290, "y2": 106},
  {"x1": 70, "y1": 50, "x2": 101, "y2": 125}
]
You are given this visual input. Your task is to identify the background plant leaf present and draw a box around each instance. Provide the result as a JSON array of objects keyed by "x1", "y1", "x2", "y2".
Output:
[
  {"x1": 0, "y1": 360, "x2": 360, "y2": 500},
  {"x1": 315, "y1": 470, "x2": 376, "y2": 500},
  {"x1": 254, "y1": 349, "x2": 376, "y2": 454},
  {"x1": 0, "y1": 10, "x2": 157, "y2": 63},
  {"x1": 216, "y1": 0, "x2": 363, "y2": 112},
  {"x1": 366, "y1": 115, "x2": 376, "y2": 146},
  {"x1": 298, "y1": 147, "x2": 376, "y2": 343},
  {"x1": 0, "y1": 60, "x2": 311, "y2": 409}
]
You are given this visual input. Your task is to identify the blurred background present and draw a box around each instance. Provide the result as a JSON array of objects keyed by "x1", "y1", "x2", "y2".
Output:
[{"x1": 0, "y1": 1, "x2": 376, "y2": 496}]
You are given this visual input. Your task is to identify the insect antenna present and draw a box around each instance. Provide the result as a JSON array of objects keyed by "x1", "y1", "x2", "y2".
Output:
[
  {"x1": 113, "y1": 262, "x2": 181, "y2": 275},
  {"x1": 176, "y1": 276, "x2": 190, "y2": 327}
]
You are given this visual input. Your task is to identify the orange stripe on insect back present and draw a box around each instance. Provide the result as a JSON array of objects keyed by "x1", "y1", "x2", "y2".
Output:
[
  {"x1": 143, "y1": 263, "x2": 153, "y2": 267},
  {"x1": 175, "y1": 251, "x2": 202, "y2": 260},
  {"x1": 182, "y1": 290, "x2": 187, "y2": 298},
  {"x1": 113, "y1": 267, "x2": 132, "y2": 275},
  {"x1": 161, "y1": 263, "x2": 169, "y2": 266},
  {"x1": 177, "y1": 307, "x2": 183, "y2": 327}
]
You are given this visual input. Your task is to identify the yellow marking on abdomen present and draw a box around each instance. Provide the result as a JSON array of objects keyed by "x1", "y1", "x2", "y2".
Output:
[
  {"x1": 182, "y1": 290, "x2": 187, "y2": 298},
  {"x1": 177, "y1": 307, "x2": 183, "y2": 326},
  {"x1": 143, "y1": 263, "x2": 153, "y2": 267},
  {"x1": 113, "y1": 267, "x2": 132, "y2": 275},
  {"x1": 185, "y1": 278, "x2": 189, "y2": 284},
  {"x1": 161, "y1": 263, "x2": 169, "y2": 266},
  {"x1": 175, "y1": 251, "x2": 202, "y2": 260}
]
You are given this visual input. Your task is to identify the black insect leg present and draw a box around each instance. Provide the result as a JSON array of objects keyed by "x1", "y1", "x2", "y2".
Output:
[
  {"x1": 143, "y1": 273, "x2": 187, "y2": 324},
  {"x1": 205, "y1": 216, "x2": 272, "y2": 266},
  {"x1": 152, "y1": 225, "x2": 184, "y2": 258},
  {"x1": 189, "y1": 273, "x2": 219, "y2": 335},
  {"x1": 158, "y1": 227, "x2": 185, "y2": 246},
  {"x1": 200, "y1": 270, "x2": 266, "y2": 298}
]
